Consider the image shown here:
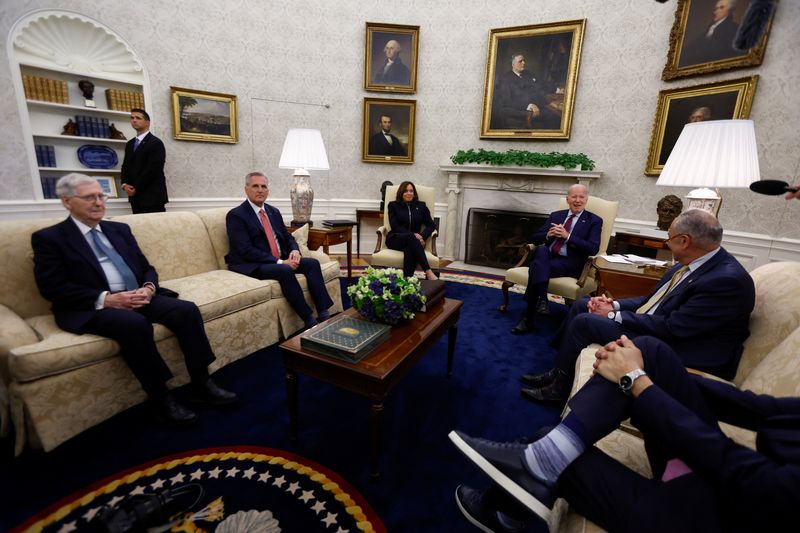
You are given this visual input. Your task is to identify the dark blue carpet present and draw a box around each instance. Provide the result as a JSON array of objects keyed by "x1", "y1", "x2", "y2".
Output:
[{"x1": 0, "y1": 279, "x2": 566, "y2": 532}]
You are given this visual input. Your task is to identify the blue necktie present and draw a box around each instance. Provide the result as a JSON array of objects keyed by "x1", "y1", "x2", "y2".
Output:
[
  {"x1": 90, "y1": 229, "x2": 139, "y2": 291},
  {"x1": 133, "y1": 138, "x2": 141, "y2": 151}
]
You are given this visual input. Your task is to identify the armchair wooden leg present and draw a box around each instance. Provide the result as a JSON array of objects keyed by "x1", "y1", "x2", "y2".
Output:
[{"x1": 499, "y1": 280, "x2": 515, "y2": 312}]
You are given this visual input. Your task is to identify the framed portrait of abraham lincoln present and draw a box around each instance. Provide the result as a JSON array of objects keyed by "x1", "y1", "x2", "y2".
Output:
[
  {"x1": 645, "y1": 75, "x2": 758, "y2": 176},
  {"x1": 364, "y1": 22, "x2": 419, "y2": 94},
  {"x1": 662, "y1": 0, "x2": 776, "y2": 81},
  {"x1": 480, "y1": 19, "x2": 586, "y2": 140},
  {"x1": 362, "y1": 97, "x2": 416, "y2": 164}
]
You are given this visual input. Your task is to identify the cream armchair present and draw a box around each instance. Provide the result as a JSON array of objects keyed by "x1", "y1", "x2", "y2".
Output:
[
  {"x1": 500, "y1": 196, "x2": 619, "y2": 311},
  {"x1": 371, "y1": 184, "x2": 440, "y2": 272}
]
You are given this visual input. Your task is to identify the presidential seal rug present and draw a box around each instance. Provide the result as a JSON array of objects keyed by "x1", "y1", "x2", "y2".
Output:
[{"x1": 15, "y1": 446, "x2": 385, "y2": 533}]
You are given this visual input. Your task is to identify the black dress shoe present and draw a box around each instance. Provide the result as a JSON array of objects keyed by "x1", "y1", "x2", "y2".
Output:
[
  {"x1": 536, "y1": 298, "x2": 551, "y2": 315},
  {"x1": 521, "y1": 378, "x2": 570, "y2": 405},
  {"x1": 510, "y1": 316, "x2": 534, "y2": 335},
  {"x1": 188, "y1": 378, "x2": 238, "y2": 406},
  {"x1": 155, "y1": 395, "x2": 199, "y2": 426},
  {"x1": 449, "y1": 431, "x2": 555, "y2": 521},
  {"x1": 455, "y1": 485, "x2": 526, "y2": 533},
  {"x1": 317, "y1": 309, "x2": 331, "y2": 322},
  {"x1": 520, "y1": 369, "x2": 557, "y2": 388}
]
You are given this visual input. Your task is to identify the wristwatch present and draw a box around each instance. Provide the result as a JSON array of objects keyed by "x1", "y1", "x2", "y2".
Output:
[
  {"x1": 619, "y1": 368, "x2": 647, "y2": 394},
  {"x1": 607, "y1": 311, "x2": 617, "y2": 320}
]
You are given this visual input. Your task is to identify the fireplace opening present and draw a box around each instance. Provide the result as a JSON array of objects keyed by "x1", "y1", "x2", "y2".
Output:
[{"x1": 465, "y1": 208, "x2": 549, "y2": 269}]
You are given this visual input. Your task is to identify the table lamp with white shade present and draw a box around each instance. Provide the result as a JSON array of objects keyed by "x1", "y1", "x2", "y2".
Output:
[
  {"x1": 278, "y1": 128, "x2": 330, "y2": 227},
  {"x1": 656, "y1": 119, "x2": 760, "y2": 216}
]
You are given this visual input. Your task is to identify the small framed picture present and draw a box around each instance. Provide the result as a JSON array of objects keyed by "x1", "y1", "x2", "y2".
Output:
[
  {"x1": 364, "y1": 22, "x2": 419, "y2": 94},
  {"x1": 95, "y1": 176, "x2": 118, "y2": 198},
  {"x1": 645, "y1": 75, "x2": 758, "y2": 176},
  {"x1": 362, "y1": 97, "x2": 416, "y2": 164},
  {"x1": 480, "y1": 19, "x2": 586, "y2": 140},
  {"x1": 170, "y1": 86, "x2": 238, "y2": 143},
  {"x1": 662, "y1": 0, "x2": 776, "y2": 81}
]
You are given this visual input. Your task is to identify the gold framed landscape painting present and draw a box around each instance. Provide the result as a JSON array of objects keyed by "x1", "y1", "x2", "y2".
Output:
[
  {"x1": 480, "y1": 19, "x2": 586, "y2": 140},
  {"x1": 645, "y1": 75, "x2": 758, "y2": 176},
  {"x1": 364, "y1": 22, "x2": 419, "y2": 94},
  {"x1": 662, "y1": 0, "x2": 776, "y2": 81},
  {"x1": 170, "y1": 87, "x2": 238, "y2": 143},
  {"x1": 362, "y1": 97, "x2": 416, "y2": 164}
]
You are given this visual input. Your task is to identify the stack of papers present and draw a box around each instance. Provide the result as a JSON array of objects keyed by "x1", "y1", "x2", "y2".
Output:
[{"x1": 601, "y1": 254, "x2": 668, "y2": 267}]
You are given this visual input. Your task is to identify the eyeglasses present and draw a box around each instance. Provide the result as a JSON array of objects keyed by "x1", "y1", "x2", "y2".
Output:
[
  {"x1": 74, "y1": 194, "x2": 109, "y2": 203},
  {"x1": 664, "y1": 233, "x2": 688, "y2": 245}
]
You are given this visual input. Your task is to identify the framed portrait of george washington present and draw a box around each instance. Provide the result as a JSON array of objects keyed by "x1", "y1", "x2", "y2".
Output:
[
  {"x1": 645, "y1": 75, "x2": 758, "y2": 176},
  {"x1": 364, "y1": 22, "x2": 419, "y2": 94},
  {"x1": 662, "y1": 0, "x2": 776, "y2": 81},
  {"x1": 480, "y1": 19, "x2": 586, "y2": 140},
  {"x1": 362, "y1": 98, "x2": 415, "y2": 164}
]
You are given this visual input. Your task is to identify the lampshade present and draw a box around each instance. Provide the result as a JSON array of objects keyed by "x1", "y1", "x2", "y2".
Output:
[
  {"x1": 278, "y1": 128, "x2": 329, "y2": 172},
  {"x1": 656, "y1": 119, "x2": 760, "y2": 189}
]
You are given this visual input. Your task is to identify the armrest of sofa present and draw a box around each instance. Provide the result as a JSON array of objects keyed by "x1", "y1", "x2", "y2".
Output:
[{"x1": 0, "y1": 304, "x2": 40, "y2": 437}]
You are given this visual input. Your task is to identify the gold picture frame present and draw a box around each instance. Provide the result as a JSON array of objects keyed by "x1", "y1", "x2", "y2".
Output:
[
  {"x1": 662, "y1": 0, "x2": 776, "y2": 81},
  {"x1": 364, "y1": 22, "x2": 419, "y2": 94},
  {"x1": 480, "y1": 19, "x2": 586, "y2": 140},
  {"x1": 95, "y1": 176, "x2": 118, "y2": 198},
  {"x1": 362, "y1": 97, "x2": 416, "y2": 164},
  {"x1": 170, "y1": 87, "x2": 238, "y2": 143},
  {"x1": 645, "y1": 75, "x2": 758, "y2": 176}
]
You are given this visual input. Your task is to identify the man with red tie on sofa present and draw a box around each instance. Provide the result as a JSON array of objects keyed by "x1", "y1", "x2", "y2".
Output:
[
  {"x1": 511, "y1": 184, "x2": 602, "y2": 335},
  {"x1": 225, "y1": 172, "x2": 333, "y2": 329}
]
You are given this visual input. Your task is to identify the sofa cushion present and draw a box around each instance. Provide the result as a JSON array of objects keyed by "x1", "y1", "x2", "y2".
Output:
[
  {"x1": 740, "y1": 327, "x2": 800, "y2": 398},
  {"x1": 160, "y1": 270, "x2": 274, "y2": 320},
  {"x1": 194, "y1": 207, "x2": 234, "y2": 270}
]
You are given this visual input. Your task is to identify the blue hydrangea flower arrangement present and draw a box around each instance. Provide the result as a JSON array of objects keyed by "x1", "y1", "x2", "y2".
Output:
[{"x1": 347, "y1": 267, "x2": 426, "y2": 325}]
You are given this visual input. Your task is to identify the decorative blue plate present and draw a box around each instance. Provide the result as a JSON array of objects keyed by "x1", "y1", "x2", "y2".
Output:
[{"x1": 77, "y1": 145, "x2": 118, "y2": 169}]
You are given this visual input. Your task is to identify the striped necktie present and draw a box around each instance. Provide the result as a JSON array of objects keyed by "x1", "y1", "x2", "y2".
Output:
[
  {"x1": 90, "y1": 229, "x2": 139, "y2": 291},
  {"x1": 636, "y1": 265, "x2": 689, "y2": 314},
  {"x1": 258, "y1": 209, "x2": 280, "y2": 258},
  {"x1": 550, "y1": 214, "x2": 575, "y2": 256}
]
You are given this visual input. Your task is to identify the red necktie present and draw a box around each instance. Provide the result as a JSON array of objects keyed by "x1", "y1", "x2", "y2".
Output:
[
  {"x1": 550, "y1": 214, "x2": 575, "y2": 256},
  {"x1": 258, "y1": 208, "x2": 280, "y2": 259}
]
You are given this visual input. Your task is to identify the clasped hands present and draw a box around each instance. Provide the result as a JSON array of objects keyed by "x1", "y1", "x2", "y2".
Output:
[
  {"x1": 547, "y1": 223, "x2": 570, "y2": 240},
  {"x1": 121, "y1": 184, "x2": 136, "y2": 197},
  {"x1": 593, "y1": 335, "x2": 645, "y2": 385},
  {"x1": 283, "y1": 250, "x2": 302, "y2": 270},
  {"x1": 104, "y1": 285, "x2": 154, "y2": 310},
  {"x1": 414, "y1": 233, "x2": 425, "y2": 247},
  {"x1": 587, "y1": 294, "x2": 615, "y2": 316}
]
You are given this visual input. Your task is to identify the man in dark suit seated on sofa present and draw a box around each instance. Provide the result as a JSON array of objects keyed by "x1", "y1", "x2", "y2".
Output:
[
  {"x1": 225, "y1": 172, "x2": 333, "y2": 329},
  {"x1": 520, "y1": 208, "x2": 755, "y2": 404},
  {"x1": 511, "y1": 183, "x2": 602, "y2": 335},
  {"x1": 31, "y1": 174, "x2": 237, "y2": 426},
  {"x1": 450, "y1": 334, "x2": 800, "y2": 532}
]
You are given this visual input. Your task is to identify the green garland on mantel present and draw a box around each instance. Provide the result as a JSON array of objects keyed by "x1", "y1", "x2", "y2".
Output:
[{"x1": 450, "y1": 149, "x2": 596, "y2": 171}]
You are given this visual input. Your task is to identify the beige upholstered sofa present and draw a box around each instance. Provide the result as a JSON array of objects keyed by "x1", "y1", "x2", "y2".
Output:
[
  {"x1": 0, "y1": 208, "x2": 342, "y2": 455},
  {"x1": 550, "y1": 261, "x2": 800, "y2": 532}
]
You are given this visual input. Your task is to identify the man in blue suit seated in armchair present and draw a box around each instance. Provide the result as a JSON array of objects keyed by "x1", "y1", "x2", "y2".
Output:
[
  {"x1": 450, "y1": 334, "x2": 800, "y2": 532},
  {"x1": 32, "y1": 174, "x2": 237, "y2": 427},
  {"x1": 511, "y1": 183, "x2": 602, "y2": 335},
  {"x1": 520, "y1": 208, "x2": 754, "y2": 404},
  {"x1": 225, "y1": 172, "x2": 333, "y2": 329}
]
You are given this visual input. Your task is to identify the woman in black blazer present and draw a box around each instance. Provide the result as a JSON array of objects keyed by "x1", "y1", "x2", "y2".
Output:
[{"x1": 386, "y1": 181, "x2": 439, "y2": 280}]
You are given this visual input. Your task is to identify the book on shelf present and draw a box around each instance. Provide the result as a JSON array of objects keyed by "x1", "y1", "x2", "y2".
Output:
[
  {"x1": 419, "y1": 279, "x2": 445, "y2": 312},
  {"x1": 322, "y1": 219, "x2": 357, "y2": 227},
  {"x1": 299, "y1": 314, "x2": 391, "y2": 363}
]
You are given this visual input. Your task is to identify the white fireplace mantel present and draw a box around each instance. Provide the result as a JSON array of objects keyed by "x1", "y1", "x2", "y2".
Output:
[{"x1": 439, "y1": 163, "x2": 603, "y2": 260}]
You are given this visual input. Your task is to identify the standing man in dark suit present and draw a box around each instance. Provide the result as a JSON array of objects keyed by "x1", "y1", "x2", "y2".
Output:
[
  {"x1": 521, "y1": 209, "x2": 755, "y2": 404},
  {"x1": 368, "y1": 114, "x2": 407, "y2": 156},
  {"x1": 450, "y1": 334, "x2": 800, "y2": 532},
  {"x1": 31, "y1": 174, "x2": 236, "y2": 426},
  {"x1": 121, "y1": 108, "x2": 168, "y2": 214},
  {"x1": 511, "y1": 184, "x2": 602, "y2": 335},
  {"x1": 225, "y1": 172, "x2": 333, "y2": 329},
  {"x1": 373, "y1": 39, "x2": 411, "y2": 86}
]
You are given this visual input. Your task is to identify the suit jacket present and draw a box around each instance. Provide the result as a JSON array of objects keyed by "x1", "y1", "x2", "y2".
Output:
[
  {"x1": 225, "y1": 201, "x2": 299, "y2": 276},
  {"x1": 632, "y1": 379, "x2": 800, "y2": 532},
  {"x1": 493, "y1": 69, "x2": 545, "y2": 129},
  {"x1": 386, "y1": 200, "x2": 434, "y2": 242},
  {"x1": 31, "y1": 218, "x2": 160, "y2": 332},
  {"x1": 121, "y1": 132, "x2": 168, "y2": 209},
  {"x1": 531, "y1": 209, "x2": 603, "y2": 277},
  {"x1": 617, "y1": 247, "x2": 754, "y2": 379},
  {"x1": 368, "y1": 132, "x2": 406, "y2": 156},
  {"x1": 374, "y1": 58, "x2": 410, "y2": 85}
]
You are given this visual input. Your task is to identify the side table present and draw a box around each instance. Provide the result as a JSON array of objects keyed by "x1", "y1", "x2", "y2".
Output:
[
  {"x1": 593, "y1": 256, "x2": 665, "y2": 299},
  {"x1": 356, "y1": 208, "x2": 383, "y2": 257},
  {"x1": 289, "y1": 225, "x2": 353, "y2": 283}
]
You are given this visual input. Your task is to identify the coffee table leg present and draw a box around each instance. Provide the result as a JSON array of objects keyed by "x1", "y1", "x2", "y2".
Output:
[
  {"x1": 286, "y1": 369, "x2": 299, "y2": 444},
  {"x1": 447, "y1": 324, "x2": 458, "y2": 378},
  {"x1": 370, "y1": 401, "x2": 383, "y2": 480}
]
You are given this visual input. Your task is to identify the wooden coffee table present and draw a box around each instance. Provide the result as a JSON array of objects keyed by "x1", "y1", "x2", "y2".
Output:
[{"x1": 279, "y1": 298, "x2": 463, "y2": 478}]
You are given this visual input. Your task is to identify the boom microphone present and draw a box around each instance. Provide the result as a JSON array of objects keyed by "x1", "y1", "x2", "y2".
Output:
[{"x1": 749, "y1": 180, "x2": 799, "y2": 196}]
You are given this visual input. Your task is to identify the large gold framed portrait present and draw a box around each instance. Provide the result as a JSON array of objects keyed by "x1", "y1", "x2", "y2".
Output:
[
  {"x1": 364, "y1": 22, "x2": 419, "y2": 94},
  {"x1": 170, "y1": 87, "x2": 238, "y2": 143},
  {"x1": 662, "y1": 0, "x2": 776, "y2": 81},
  {"x1": 480, "y1": 19, "x2": 586, "y2": 140},
  {"x1": 645, "y1": 75, "x2": 758, "y2": 176}
]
